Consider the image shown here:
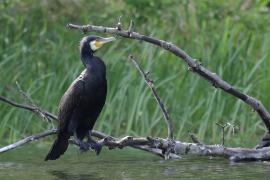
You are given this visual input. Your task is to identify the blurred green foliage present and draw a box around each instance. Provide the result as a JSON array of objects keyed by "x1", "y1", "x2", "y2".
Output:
[{"x1": 0, "y1": 0, "x2": 270, "y2": 147}]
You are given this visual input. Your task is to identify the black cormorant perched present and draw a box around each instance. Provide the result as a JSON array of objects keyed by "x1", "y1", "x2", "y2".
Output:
[{"x1": 45, "y1": 35, "x2": 115, "y2": 161}]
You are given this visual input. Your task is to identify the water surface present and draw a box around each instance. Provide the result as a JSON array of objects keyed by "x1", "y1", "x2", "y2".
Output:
[{"x1": 0, "y1": 144, "x2": 269, "y2": 179}]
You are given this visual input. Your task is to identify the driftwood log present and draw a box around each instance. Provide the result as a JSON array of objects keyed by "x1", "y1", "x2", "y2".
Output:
[{"x1": 1, "y1": 21, "x2": 270, "y2": 162}]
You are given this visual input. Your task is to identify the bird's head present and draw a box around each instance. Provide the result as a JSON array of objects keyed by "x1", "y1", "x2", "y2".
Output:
[{"x1": 80, "y1": 35, "x2": 116, "y2": 55}]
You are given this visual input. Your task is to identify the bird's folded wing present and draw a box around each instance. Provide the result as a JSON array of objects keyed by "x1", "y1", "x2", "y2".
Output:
[{"x1": 58, "y1": 79, "x2": 85, "y2": 131}]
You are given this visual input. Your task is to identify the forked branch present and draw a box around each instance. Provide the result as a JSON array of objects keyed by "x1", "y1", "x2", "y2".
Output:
[
  {"x1": 1, "y1": 94, "x2": 270, "y2": 161},
  {"x1": 67, "y1": 23, "x2": 270, "y2": 133},
  {"x1": 0, "y1": 96, "x2": 56, "y2": 121},
  {"x1": 128, "y1": 55, "x2": 174, "y2": 140}
]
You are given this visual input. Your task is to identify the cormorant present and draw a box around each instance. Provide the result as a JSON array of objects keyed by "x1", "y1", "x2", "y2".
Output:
[{"x1": 45, "y1": 35, "x2": 116, "y2": 161}]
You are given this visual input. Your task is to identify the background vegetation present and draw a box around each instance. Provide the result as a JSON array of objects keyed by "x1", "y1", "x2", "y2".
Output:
[{"x1": 1, "y1": 0, "x2": 270, "y2": 147}]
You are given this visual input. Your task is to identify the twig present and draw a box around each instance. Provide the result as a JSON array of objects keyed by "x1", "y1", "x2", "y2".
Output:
[
  {"x1": 128, "y1": 20, "x2": 134, "y2": 36},
  {"x1": 66, "y1": 23, "x2": 270, "y2": 136},
  {"x1": 128, "y1": 55, "x2": 174, "y2": 140},
  {"x1": 225, "y1": 122, "x2": 238, "y2": 135},
  {"x1": 216, "y1": 122, "x2": 226, "y2": 146},
  {"x1": 188, "y1": 132, "x2": 202, "y2": 144},
  {"x1": 116, "y1": 16, "x2": 122, "y2": 30},
  {"x1": 15, "y1": 81, "x2": 53, "y2": 123},
  {"x1": 0, "y1": 95, "x2": 57, "y2": 121},
  {"x1": 216, "y1": 122, "x2": 238, "y2": 146}
]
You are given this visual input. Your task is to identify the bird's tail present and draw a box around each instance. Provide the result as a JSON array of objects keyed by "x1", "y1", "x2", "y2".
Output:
[{"x1": 44, "y1": 132, "x2": 70, "y2": 161}]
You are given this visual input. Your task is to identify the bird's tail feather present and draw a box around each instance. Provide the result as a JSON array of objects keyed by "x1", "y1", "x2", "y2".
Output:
[{"x1": 44, "y1": 132, "x2": 70, "y2": 161}]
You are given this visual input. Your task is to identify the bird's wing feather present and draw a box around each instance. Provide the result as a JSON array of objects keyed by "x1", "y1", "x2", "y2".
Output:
[{"x1": 58, "y1": 78, "x2": 85, "y2": 132}]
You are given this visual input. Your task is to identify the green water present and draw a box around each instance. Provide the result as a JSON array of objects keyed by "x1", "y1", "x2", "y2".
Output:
[{"x1": 0, "y1": 144, "x2": 269, "y2": 180}]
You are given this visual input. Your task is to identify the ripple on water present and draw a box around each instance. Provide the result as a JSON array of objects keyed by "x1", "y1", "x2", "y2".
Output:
[{"x1": 0, "y1": 145, "x2": 270, "y2": 180}]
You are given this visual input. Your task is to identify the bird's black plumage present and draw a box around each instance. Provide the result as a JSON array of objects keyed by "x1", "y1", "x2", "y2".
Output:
[
  {"x1": 256, "y1": 133, "x2": 270, "y2": 149},
  {"x1": 45, "y1": 36, "x2": 114, "y2": 161}
]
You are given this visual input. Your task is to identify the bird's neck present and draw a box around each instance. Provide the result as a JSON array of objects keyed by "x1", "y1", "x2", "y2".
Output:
[
  {"x1": 80, "y1": 49, "x2": 94, "y2": 69},
  {"x1": 81, "y1": 56, "x2": 95, "y2": 70}
]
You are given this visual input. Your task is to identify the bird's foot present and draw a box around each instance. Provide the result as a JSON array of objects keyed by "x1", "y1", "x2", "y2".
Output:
[
  {"x1": 74, "y1": 139, "x2": 90, "y2": 152},
  {"x1": 86, "y1": 130, "x2": 102, "y2": 155},
  {"x1": 256, "y1": 133, "x2": 270, "y2": 149},
  {"x1": 87, "y1": 141, "x2": 102, "y2": 155}
]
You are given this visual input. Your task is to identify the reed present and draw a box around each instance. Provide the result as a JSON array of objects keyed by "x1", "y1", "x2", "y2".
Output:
[{"x1": 0, "y1": 0, "x2": 269, "y2": 147}]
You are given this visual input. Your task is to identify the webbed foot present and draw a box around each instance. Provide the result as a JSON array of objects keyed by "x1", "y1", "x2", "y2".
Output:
[
  {"x1": 74, "y1": 138, "x2": 89, "y2": 152},
  {"x1": 87, "y1": 130, "x2": 102, "y2": 155},
  {"x1": 88, "y1": 141, "x2": 102, "y2": 155}
]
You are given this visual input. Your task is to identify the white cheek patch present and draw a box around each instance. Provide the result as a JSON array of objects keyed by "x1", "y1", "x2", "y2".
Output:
[{"x1": 90, "y1": 41, "x2": 98, "y2": 51}]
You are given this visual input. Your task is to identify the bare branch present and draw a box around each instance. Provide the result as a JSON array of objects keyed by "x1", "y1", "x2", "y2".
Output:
[
  {"x1": 116, "y1": 16, "x2": 122, "y2": 30},
  {"x1": 15, "y1": 81, "x2": 53, "y2": 123},
  {"x1": 0, "y1": 129, "x2": 58, "y2": 153},
  {"x1": 128, "y1": 55, "x2": 174, "y2": 140},
  {"x1": 0, "y1": 128, "x2": 179, "y2": 159},
  {"x1": 2, "y1": 122, "x2": 270, "y2": 162},
  {"x1": 128, "y1": 20, "x2": 134, "y2": 36},
  {"x1": 92, "y1": 130, "x2": 178, "y2": 159},
  {"x1": 0, "y1": 95, "x2": 178, "y2": 159},
  {"x1": 0, "y1": 95, "x2": 57, "y2": 121},
  {"x1": 67, "y1": 23, "x2": 270, "y2": 133},
  {"x1": 2, "y1": 95, "x2": 270, "y2": 161},
  {"x1": 188, "y1": 132, "x2": 202, "y2": 144},
  {"x1": 216, "y1": 122, "x2": 226, "y2": 146}
]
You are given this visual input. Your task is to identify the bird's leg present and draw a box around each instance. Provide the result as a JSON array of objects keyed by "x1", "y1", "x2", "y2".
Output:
[
  {"x1": 74, "y1": 137, "x2": 89, "y2": 152},
  {"x1": 87, "y1": 130, "x2": 102, "y2": 155}
]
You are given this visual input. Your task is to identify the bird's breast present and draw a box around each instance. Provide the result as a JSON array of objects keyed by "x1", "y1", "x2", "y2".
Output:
[{"x1": 80, "y1": 72, "x2": 107, "y2": 107}]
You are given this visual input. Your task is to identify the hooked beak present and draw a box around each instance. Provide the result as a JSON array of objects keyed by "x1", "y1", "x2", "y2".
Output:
[
  {"x1": 98, "y1": 37, "x2": 116, "y2": 44},
  {"x1": 91, "y1": 37, "x2": 116, "y2": 51}
]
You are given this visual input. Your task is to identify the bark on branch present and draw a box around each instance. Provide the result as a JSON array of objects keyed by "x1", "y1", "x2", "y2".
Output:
[
  {"x1": 0, "y1": 129, "x2": 57, "y2": 153},
  {"x1": 1, "y1": 95, "x2": 270, "y2": 161},
  {"x1": 67, "y1": 23, "x2": 270, "y2": 133}
]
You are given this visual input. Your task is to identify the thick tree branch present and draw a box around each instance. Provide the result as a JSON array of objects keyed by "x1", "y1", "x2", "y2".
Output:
[
  {"x1": 1, "y1": 95, "x2": 270, "y2": 161},
  {"x1": 90, "y1": 131, "x2": 179, "y2": 159},
  {"x1": 0, "y1": 95, "x2": 178, "y2": 159},
  {"x1": 67, "y1": 23, "x2": 270, "y2": 133}
]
